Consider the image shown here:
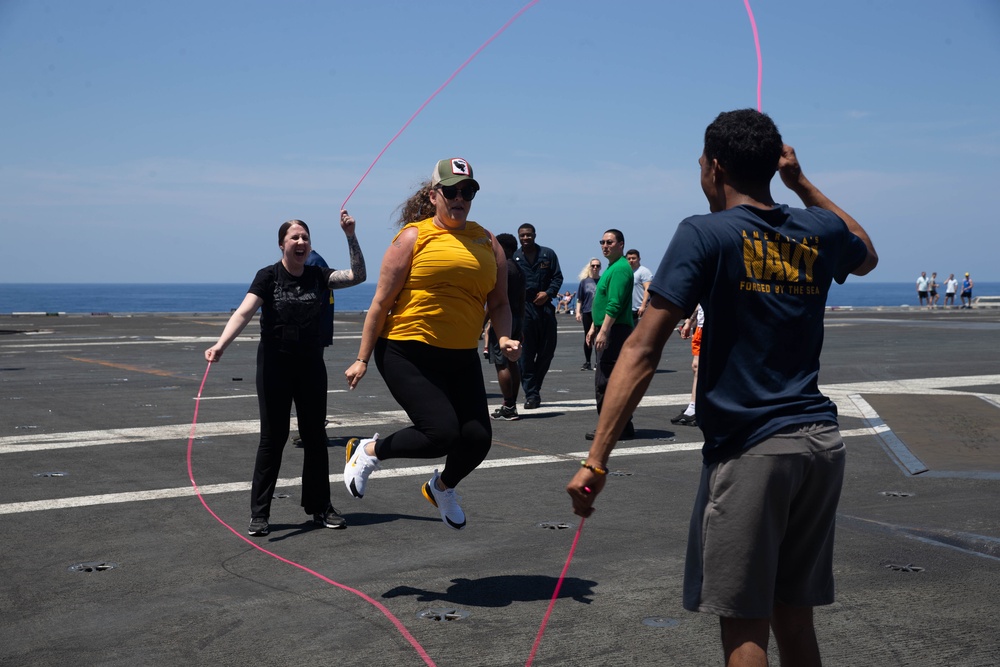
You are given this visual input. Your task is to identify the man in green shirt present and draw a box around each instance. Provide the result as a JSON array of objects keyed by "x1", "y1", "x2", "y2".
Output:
[{"x1": 587, "y1": 229, "x2": 636, "y2": 440}]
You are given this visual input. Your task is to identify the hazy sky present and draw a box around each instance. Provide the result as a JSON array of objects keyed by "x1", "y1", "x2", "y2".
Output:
[{"x1": 2, "y1": 0, "x2": 999, "y2": 284}]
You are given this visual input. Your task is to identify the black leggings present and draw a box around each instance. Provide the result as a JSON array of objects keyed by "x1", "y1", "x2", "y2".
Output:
[
  {"x1": 251, "y1": 343, "x2": 330, "y2": 518},
  {"x1": 580, "y1": 311, "x2": 594, "y2": 363},
  {"x1": 374, "y1": 338, "x2": 491, "y2": 489}
]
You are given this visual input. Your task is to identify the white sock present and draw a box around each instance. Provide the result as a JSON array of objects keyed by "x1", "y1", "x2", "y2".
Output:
[
  {"x1": 363, "y1": 434, "x2": 380, "y2": 460},
  {"x1": 684, "y1": 403, "x2": 696, "y2": 416}
]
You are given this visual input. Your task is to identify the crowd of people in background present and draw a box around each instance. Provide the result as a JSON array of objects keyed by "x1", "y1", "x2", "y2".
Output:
[{"x1": 917, "y1": 271, "x2": 974, "y2": 308}]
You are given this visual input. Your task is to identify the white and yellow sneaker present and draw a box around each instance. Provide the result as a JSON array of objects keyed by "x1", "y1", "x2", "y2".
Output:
[{"x1": 344, "y1": 434, "x2": 380, "y2": 498}]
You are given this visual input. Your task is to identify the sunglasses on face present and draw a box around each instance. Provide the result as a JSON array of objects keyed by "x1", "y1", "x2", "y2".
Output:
[
  {"x1": 437, "y1": 183, "x2": 479, "y2": 201},
  {"x1": 590, "y1": 264, "x2": 601, "y2": 269},
  {"x1": 599, "y1": 239, "x2": 617, "y2": 246}
]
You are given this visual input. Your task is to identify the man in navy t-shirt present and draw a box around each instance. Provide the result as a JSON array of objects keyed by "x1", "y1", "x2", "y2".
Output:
[{"x1": 568, "y1": 109, "x2": 877, "y2": 667}]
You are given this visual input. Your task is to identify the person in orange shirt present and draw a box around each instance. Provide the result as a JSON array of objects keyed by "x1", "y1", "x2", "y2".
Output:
[{"x1": 671, "y1": 304, "x2": 703, "y2": 427}]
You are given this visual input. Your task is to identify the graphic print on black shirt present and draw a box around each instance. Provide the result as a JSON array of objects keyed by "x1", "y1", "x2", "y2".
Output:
[{"x1": 250, "y1": 263, "x2": 332, "y2": 351}]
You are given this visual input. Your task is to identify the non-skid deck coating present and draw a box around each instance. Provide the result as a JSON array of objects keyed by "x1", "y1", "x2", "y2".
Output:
[
  {"x1": 1, "y1": 307, "x2": 999, "y2": 666},
  {"x1": 863, "y1": 394, "x2": 1000, "y2": 474}
]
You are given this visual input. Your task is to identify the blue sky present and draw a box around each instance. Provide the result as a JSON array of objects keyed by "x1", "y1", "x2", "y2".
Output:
[{"x1": 2, "y1": 0, "x2": 999, "y2": 284}]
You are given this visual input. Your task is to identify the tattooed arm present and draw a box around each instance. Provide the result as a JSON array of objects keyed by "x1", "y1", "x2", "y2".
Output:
[{"x1": 328, "y1": 209, "x2": 367, "y2": 288}]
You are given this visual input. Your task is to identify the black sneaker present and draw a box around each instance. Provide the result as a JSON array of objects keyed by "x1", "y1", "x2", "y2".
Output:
[
  {"x1": 248, "y1": 517, "x2": 269, "y2": 537},
  {"x1": 524, "y1": 396, "x2": 541, "y2": 410},
  {"x1": 491, "y1": 405, "x2": 520, "y2": 421},
  {"x1": 670, "y1": 411, "x2": 697, "y2": 426},
  {"x1": 313, "y1": 506, "x2": 347, "y2": 529},
  {"x1": 580, "y1": 362, "x2": 591, "y2": 371}
]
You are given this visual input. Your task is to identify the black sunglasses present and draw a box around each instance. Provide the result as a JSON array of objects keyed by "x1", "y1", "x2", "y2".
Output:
[{"x1": 437, "y1": 183, "x2": 479, "y2": 201}]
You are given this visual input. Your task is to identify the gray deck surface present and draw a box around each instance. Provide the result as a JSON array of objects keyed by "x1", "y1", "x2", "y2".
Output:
[{"x1": 2, "y1": 307, "x2": 999, "y2": 666}]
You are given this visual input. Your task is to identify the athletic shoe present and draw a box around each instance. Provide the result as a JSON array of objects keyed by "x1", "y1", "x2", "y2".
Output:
[
  {"x1": 670, "y1": 411, "x2": 698, "y2": 426},
  {"x1": 524, "y1": 396, "x2": 541, "y2": 410},
  {"x1": 344, "y1": 433, "x2": 380, "y2": 499},
  {"x1": 491, "y1": 405, "x2": 520, "y2": 421},
  {"x1": 421, "y1": 470, "x2": 466, "y2": 530},
  {"x1": 580, "y1": 362, "x2": 591, "y2": 371},
  {"x1": 313, "y1": 505, "x2": 347, "y2": 529},
  {"x1": 248, "y1": 517, "x2": 269, "y2": 537}
]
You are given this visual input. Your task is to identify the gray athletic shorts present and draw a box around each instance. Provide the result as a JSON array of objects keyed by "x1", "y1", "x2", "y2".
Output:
[
  {"x1": 683, "y1": 421, "x2": 845, "y2": 618},
  {"x1": 487, "y1": 320, "x2": 522, "y2": 368}
]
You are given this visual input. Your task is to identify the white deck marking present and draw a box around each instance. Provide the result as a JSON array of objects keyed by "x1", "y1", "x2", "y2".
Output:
[
  {"x1": 0, "y1": 443, "x2": 706, "y2": 515},
  {"x1": 0, "y1": 333, "x2": 364, "y2": 350},
  {"x1": 5, "y1": 374, "x2": 999, "y2": 455},
  {"x1": 848, "y1": 393, "x2": 929, "y2": 475},
  {"x1": 3, "y1": 349, "x2": 999, "y2": 513}
]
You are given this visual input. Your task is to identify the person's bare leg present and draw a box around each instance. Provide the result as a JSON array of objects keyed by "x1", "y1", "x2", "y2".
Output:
[
  {"x1": 497, "y1": 363, "x2": 520, "y2": 405},
  {"x1": 771, "y1": 603, "x2": 821, "y2": 667},
  {"x1": 690, "y1": 354, "x2": 699, "y2": 405},
  {"x1": 721, "y1": 617, "x2": 770, "y2": 667}
]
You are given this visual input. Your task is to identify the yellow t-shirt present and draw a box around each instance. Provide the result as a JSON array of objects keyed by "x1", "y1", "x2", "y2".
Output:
[{"x1": 381, "y1": 218, "x2": 497, "y2": 349}]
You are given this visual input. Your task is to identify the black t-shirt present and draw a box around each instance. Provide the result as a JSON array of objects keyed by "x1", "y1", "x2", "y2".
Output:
[{"x1": 248, "y1": 262, "x2": 333, "y2": 352}]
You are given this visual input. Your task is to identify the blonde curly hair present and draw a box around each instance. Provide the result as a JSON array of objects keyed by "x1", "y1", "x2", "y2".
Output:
[{"x1": 394, "y1": 180, "x2": 436, "y2": 228}]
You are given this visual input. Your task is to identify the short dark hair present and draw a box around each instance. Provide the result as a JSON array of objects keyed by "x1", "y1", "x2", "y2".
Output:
[
  {"x1": 518, "y1": 223, "x2": 536, "y2": 235},
  {"x1": 496, "y1": 232, "x2": 517, "y2": 258},
  {"x1": 605, "y1": 229, "x2": 624, "y2": 245},
  {"x1": 279, "y1": 219, "x2": 310, "y2": 246},
  {"x1": 704, "y1": 109, "x2": 783, "y2": 188},
  {"x1": 626, "y1": 249, "x2": 640, "y2": 258}
]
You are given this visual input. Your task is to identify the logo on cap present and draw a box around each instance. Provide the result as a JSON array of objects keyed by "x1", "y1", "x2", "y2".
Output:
[{"x1": 450, "y1": 158, "x2": 469, "y2": 176}]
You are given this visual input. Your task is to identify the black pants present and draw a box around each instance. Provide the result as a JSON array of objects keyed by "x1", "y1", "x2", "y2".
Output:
[
  {"x1": 251, "y1": 344, "x2": 330, "y2": 519},
  {"x1": 580, "y1": 311, "x2": 594, "y2": 364},
  {"x1": 595, "y1": 323, "x2": 634, "y2": 425},
  {"x1": 374, "y1": 339, "x2": 491, "y2": 489},
  {"x1": 519, "y1": 303, "x2": 558, "y2": 400}
]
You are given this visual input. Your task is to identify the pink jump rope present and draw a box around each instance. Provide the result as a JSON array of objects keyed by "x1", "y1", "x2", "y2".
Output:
[{"x1": 189, "y1": 2, "x2": 762, "y2": 664}]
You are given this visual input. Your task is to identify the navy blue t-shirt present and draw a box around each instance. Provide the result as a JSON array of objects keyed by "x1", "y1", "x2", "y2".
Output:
[{"x1": 649, "y1": 204, "x2": 869, "y2": 464}]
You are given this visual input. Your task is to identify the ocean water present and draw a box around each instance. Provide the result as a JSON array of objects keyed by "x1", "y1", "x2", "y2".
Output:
[
  {"x1": 1, "y1": 281, "x2": 996, "y2": 314},
  {"x1": 0, "y1": 283, "x2": 376, "y2": 314}
]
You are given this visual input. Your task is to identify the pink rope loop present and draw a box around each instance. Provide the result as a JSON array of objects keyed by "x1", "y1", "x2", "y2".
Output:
[
  {"x1": 340, "y1": 0, "x2": 540, "y2": 210},
  {"x1": 191, "y1": 4, "x2": 764, "y2": 663}
]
